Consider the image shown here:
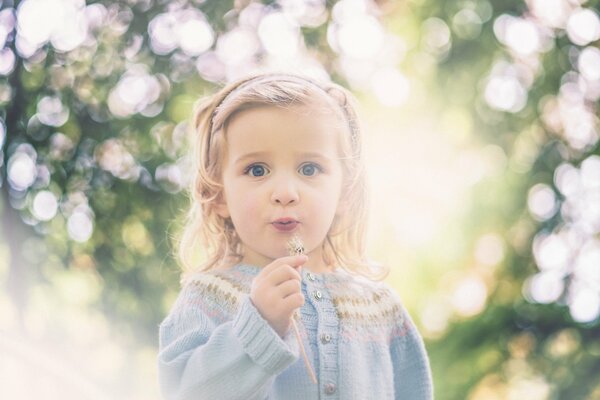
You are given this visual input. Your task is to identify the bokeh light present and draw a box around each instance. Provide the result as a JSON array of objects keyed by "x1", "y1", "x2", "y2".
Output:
[
  {"x1": 7, "y1": 144, "x2": 38, "y2": 191},
  {"x1": 107, "y1": 68, "x2": 164, "y2": 118},
  {"x1": 578, "y1": 47, "x2": 600, "y2": 82},
  {"x1": 524, "y1": 271, "x2": 565, "y2": 304},
  {"x1": 451, "y1": 275, "x2": 488, "y2": 317},
  {"x1": 0, "y1": 117, "x2": 6, "y2": 150},
  {"x1": 566, "y1": 8, "x2": 600, "y2": 46},
  {"x1": 370, "y1": 67, "x2": 410, "y2": 107},
  {"x1": 32, "y1": 190, "x2": 59, "y2": 221},
  {"x1": 148, "y1": 9, "x2": 214, "y2": 56},
  {"x1": 67, "y1": 205, "x2": 94, "y2": 243},
  {"x1": 474, "y1": 233, "x2": 505, "y2": 267},
  {"x1": 527, "y1": 184, "x2": 558, "y2": 221},
  {"x1": 36, "y1": 96, "x2": 69, "y2": 127},
  {"x1": 94, "y1": 138, "x2": 140, "y2": 181},
  {"x1": 16, "y1": 0, "x2": 88, "y2": 54},
  {"x1": 258, "y1": 12, "x2": 301, "y2": 58},
  {"x1": 0, "y1": 47, "x2": 15, "y2": 75},
  {"x1": 494, "y1": 15, "x2": 543, "y2": 56},
  {"x1": 484, "y1": 68, "x2": 527, "y2": 112}
]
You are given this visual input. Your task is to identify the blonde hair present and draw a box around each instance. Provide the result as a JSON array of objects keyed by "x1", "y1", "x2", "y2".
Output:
[{"x1": 175, "y1": 72, "x2": 389, "y2": 281}]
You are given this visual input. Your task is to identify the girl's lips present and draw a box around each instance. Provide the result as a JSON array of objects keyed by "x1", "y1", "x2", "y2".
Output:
[{"x1": 272, "y1": 221, "x2": 299, "y2": 232}]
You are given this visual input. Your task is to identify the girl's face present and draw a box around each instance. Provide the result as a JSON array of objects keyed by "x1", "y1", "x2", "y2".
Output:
[{"x1": 215, "y1": 105, "x2": 347, "y2": 272}]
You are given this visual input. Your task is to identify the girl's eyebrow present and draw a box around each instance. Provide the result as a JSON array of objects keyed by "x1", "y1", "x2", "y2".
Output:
[
  {"x1": 234, "y1": 151, "x2": 269, "y2": 165},
  {"x1": 234, "y1": 151, "x2": 333, "y2": 165}
]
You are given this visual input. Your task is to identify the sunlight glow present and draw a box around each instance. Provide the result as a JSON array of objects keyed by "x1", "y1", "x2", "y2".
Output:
[
  {"x1": 370, "y1": 68, "x2": 410, "y2": 107},
  {"x1": 333, "y1": 15, "x2": 384, "y2": 59},
  {"x1": 474, "y1": 233, "x2": 505, "y2": 267},
  {"x1": 2, "y1": 334, "x2": 111, "y2": 400}
]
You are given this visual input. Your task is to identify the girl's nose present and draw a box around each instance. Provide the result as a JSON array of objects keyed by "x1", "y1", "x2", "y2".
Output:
[{"x1": 270, "y1": 177, "x2": 300, "y2": 206}]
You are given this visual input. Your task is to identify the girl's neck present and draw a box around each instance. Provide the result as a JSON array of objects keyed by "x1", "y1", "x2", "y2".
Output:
[
  {"x1": 214, "y1": 250, "x2": 337, "y2": 274},
  {"x1": 242, "y1": 256, "x2": 335, "y2": 274}
]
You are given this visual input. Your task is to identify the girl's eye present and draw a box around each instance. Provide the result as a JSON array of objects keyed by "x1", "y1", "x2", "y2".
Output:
[
  {"x1": 245, "y1": 164, "x2": 269, "y2": 177},
  {"x1": 300, "y1": 163, "x2": 322, "y2": 176}
]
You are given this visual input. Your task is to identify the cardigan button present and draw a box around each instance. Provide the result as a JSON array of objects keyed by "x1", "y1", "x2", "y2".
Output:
[
  {"x1": 307, "y1": 272, "x2": 316, "y2": 281},
  {"x1": 320, "y1": 333, "x2": 332, "y2": 344},
  {"x1": 313, "y1": 290, "x2": 322, "y2": 300},
  {"x1": 324, "y1": 382, "x2": 337, "y2": 395}
]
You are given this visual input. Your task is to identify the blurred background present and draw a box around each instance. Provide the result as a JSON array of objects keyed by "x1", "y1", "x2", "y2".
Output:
[{"x1": 1, "y1": 0, "x2": 599, "y2": 398}]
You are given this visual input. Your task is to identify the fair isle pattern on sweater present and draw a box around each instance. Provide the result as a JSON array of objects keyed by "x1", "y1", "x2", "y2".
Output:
[
  {"x1": 159, "y1": 263, "x2": 434, "y2": 400},
  {"x1": 183, "y1": 265, "x2": 408, "y2": 344}
]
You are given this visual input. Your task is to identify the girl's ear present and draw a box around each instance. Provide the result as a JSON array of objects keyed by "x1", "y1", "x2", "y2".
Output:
[
  {"x1": 213, "y1": 192, "x2": 230, "y2": 218},
  {"x1": 214, "y1": 202, "x2": 230, "y2": 218}
]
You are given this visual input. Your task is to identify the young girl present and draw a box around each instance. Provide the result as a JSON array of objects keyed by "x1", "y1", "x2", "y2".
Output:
[{"x1": 157, "y1": 73, "x2": 433, "y2": 399}]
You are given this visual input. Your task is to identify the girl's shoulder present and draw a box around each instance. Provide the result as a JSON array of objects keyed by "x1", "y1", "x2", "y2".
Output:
[
  {"x1": 326, "y1": 272, "x2": 409, "y2": 337},
  {"x1": 174, "y1": 266, "x2": 255, "y2": 322},
  {"x1": 183, "y1": 265, "x2": 253, "y2": 294}
]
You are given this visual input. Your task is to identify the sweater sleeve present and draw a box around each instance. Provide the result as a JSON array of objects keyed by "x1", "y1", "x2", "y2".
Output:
[
  {"x1": 157, "y1": 283, "x2": 300, "y2": 400},
  {"x1": 390, "y1": 300, "x2": 434, "y2": 400}
]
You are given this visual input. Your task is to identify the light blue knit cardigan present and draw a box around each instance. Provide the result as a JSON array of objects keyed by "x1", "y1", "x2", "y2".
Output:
[{"x1": 158, "y1": 264, "x2": 433, "y2": 400}]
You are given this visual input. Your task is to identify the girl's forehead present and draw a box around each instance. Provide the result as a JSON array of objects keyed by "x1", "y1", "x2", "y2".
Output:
[
  {"x1": 227, "y1": 105, "x2": 346, "y2": 136},
  {"x1": 223, "y1": 106, "x2": 346, "y2": 159}
]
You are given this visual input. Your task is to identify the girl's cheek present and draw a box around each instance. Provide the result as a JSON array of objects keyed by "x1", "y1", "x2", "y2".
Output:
[{"x1": 243, "y1": 197, "x2": 261, "y2": 213}]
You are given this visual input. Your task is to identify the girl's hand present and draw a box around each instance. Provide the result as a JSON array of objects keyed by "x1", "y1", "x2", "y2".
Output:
[{"x1": 249, "y1": 254, "x2": 308, "y2": 338}]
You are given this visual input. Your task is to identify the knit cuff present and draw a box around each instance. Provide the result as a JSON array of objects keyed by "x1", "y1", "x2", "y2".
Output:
[{"x1": 232, "y1": 295, "x2": 299, "y2": 375}]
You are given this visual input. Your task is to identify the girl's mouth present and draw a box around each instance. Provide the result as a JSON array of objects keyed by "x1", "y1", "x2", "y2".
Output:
[{"x1": 272, "y1": 221, "x2": 299, "y2": 232}]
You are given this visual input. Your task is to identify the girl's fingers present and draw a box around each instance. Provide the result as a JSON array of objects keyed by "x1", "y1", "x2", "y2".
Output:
[
  {"x1": 278, "y1": 278, "x2": 302, "y2": 298},
  {"x1": 282, "y1": 292, "x2": 305, "y2": 310},
  {"x1": 261, "y1": 255, "x2": 308, "y2": 275},
  {"x1": 266, "y1": 264, "x2": 302, "y2": 285}
]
